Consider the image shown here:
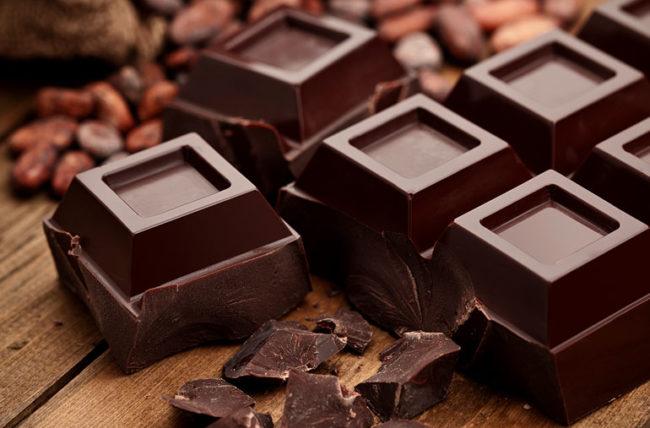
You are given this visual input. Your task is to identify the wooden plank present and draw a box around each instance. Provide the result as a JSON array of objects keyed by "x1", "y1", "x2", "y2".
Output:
[
  {"x1": 21, "y1": 277, "x2": 650, "y2": 428},
  {"x1": 0, "y1": 148, "x2": 104, "y2": 428}
]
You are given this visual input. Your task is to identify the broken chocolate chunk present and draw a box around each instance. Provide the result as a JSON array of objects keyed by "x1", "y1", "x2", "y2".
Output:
[
  {"x1": 163, "y1": 379, "x2": 254, "y2": 418},
  {"x1": 374, "y1": 420, "x2": 431, "y2": 427},
  {"x1": 223, "y1": 320, "x2": 346, "y2": 383},
  {"x1": 207, "y1": 407, "x2": 274, "y2": 428},
  {"x1": 313, "y1": 309, "x2": 373, "y2": 354},
  {"x1": 356, "y1": 332, "x2": 459, "y2": 421},
  {"x1": 278, "y1": 370, "x2": 375, "y2": 428}
]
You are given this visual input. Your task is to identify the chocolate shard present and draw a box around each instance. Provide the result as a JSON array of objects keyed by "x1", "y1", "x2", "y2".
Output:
[
  {"x1": 207, "y1": 407, "x2": 274, "y2": 428},
  {"x1": 373, "y1": 420, "x2": 432, "y2": 427},
  {"x1": 163, "y1": 379, "x2": 254, "y2": 418},
  {"x1": 278, "y1": 370, "x2": 375, "y2": 428},
  {"x1": 355, "y1": 332, "x2": 460, "y2": 421},
  {"x1": 313, "y1": 309, "x2": 373, "y2": 354},
  {"x1": 223, "y1": 320, "x2": 346, "y2": 383}
]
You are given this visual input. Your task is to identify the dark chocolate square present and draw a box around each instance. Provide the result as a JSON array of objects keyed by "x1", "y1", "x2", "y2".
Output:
[
  {"x1": 175, "y1": 8, "x2": 404, "y2": 143},
  {"x1": 579, "y1": 0, "x2": 650, "y2": 76},
  {"x1": 574, "y1": 118, "x2": 650, "y2": 224},
  {"x1": 296, "y1": 94, "x2": 531, "y2": 251},
  {"x1": 443, "y1": 170, "x2": 649, "y2": 346},
  {"x1": 446, "y1": 30, "x2": 650, "y2": 174},
  {"x1": 52, "y1": 134, "x2": 291, "y2": 297}
]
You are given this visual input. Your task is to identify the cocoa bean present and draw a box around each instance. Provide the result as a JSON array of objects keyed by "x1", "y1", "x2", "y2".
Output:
[
  {"x1": 109, "y1": 66, "x2": 144, "y2": 106},
  {"x1": 77, "y1": 121, "x2": 124, "y2": 159},
  {"x1": 138, "y1": 81, "x2": 179, "y2": 121},
  {"x1": 36, "y1": 87, "x2": 94, "y2": 119},
  {"x1": 8, "y1": 116, "x2": 77, "y2": 155},
  {"x1": 51, "y1": 151, "x2": 95, "y2": 197},
  {"x1": 469, "y1": 0, "x2": 539, "y2": 31},
  {"x1": 378, "y1": 6, "x2": 438, "y2": 42},
  {"x1": 125, "y1": 120, "x2": 163, "y2": 153},
  {"x1": 170, "y1": 0, "x2": 237, "y2": 45},
  {"x1": 543, "y1": 0, "x2": 580, "y2": 25},
  {"x1": 371, "y1": 0, "x2": 421, "y2": 19},
  {"x1": 138, "y1": 62, "x2": 167, "y2": 88},
  {"x1": 418, "y1": 69, "x2": 455, "y2": 102},
  {"x1": 329, "y1": 0, "x2": 370, "y2": 22},
  {"x1": 12, "y1": 143, "x2": 58, "y2": 193},
  {"x1": 87, "y1": 82, "x2": 135, "y2": 133},
  {"x1": 437, "y1": 5, "x2": 486, "y2": 63},
  {"x1": 394, "y1": 32, "x2": 442, "y2": 70},
  {"x1": 490, "y1": 15, "x2": 558, "y2": 52},
  {"x1": 165, "y1": 47, "x2": 200, "y2": 71},
  {"x1": 140, "y1": 0, "x2": 184, "y2": 16},
  {"x1": 248, "y1": 0, "x2": 323, "y2": 22}
]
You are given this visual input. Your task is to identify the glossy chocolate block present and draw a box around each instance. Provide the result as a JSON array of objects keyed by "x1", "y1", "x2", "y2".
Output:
[
  {"x1": 442, "y1": 171, "x2": 650, "y2": 347},
  {"x1": 43, "y1": 134, "x2": 311, "y2": 372},
  {"x1": 579, "y1": 0, "x2": 650, "y2": 76},
  {"x1": 575, "y1": 118, "x2": 650, "y2": 224},
  {"x1": 294, "y1": 94, "x2": 532, "y2": 251},
  {"x1": 446, "y1": 30, "x2": 650, "y2": 174},
  {"x1": 454, "y1": 298, "x2": 650, "y2": 425},
  {"x1": 164, "y1": 7, "x2": 407, "y2": 198}
]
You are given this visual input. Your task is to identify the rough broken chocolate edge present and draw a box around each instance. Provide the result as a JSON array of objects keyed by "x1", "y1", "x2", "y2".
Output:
[
  {"x1": 277, "y1": 184, "x2": 475, "y2": 337},
  {"x1": 43, "y1": 218, "x2": 311, "y2": 374},
  {"x1": 163, "y1": 379, "x2": 255, "y2": 418},
  {"x1": 207, "y1": 407, "x2": 274, "y2": 428},
  {"x1": 313, "y1": 309, "x2": 373, "y2": 354}
]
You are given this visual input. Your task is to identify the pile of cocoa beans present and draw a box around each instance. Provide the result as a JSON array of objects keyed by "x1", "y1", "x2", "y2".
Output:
[{"x1": 7, "y1": 0, "x2": 582, "y2": 198}]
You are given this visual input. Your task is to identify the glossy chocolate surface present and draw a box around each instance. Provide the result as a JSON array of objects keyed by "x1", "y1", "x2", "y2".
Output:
[
  {"x1": 173, "y1": 8, "x2": 405, "y2": 144},
  {"x1": 44, "y1": 134, "x2": 311, "y2": 372},
  {"x1": 52, "y1": 135, "x2": 291, "y2": 297},
  {"x1": 443, "y1": 171, "x2": 650, "y2": 347},
  {"x1": 579, "y1": 0, "x2": 650, "y2": 76},
  {"x1": 446, "y1": 30, "x2": 650, "y2": 174},
  {"x1": 454, "y1": 298, "x2": 650, "y2": 424},
  {"x1": 295, "y1": 94, "x2": 532, "y2": 251},
  {"x1": 574, "y1": 117, "x2": 650, "y2": 224}
]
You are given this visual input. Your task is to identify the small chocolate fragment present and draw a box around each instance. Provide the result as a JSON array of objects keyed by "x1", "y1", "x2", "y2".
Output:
[
  {"x1": 313, "y1": 309, "x2": 373, "y2": 354},
  {"x1": 356, "y1": 332, "x2": 459, "y2": 421},
  {"x1": 223, "y1": 320, "x2": 346, "y2": 383},
  {"x1": 374, "y1": 420, "x2": 431, "y2": 428},
  {"x1": 163, "y1": 379, "x2": 254, "y2": 418},
  {"x1": 278, "y1": 370, "x2": 374, "y2": 428},
  {"x1": 207, "y1": 407, "x2": 274, "y2": 428}
]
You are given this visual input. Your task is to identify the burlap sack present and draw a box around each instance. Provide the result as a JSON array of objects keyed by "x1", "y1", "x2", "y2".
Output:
[{"x1": 0, "y1": 0, "x2": 166, "y2": 65}]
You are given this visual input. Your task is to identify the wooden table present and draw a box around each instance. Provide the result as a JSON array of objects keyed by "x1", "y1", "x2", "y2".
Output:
[{"x1": 1, "y1": 11, "x2": 649, "y2": 427}]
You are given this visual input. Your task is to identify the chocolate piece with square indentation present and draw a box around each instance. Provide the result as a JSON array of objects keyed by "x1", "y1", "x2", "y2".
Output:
[
  {"x1": 575, "y1": 118, "x2": 650, "y2": 225},
  {"x1": 442, "y1": 170, "x2": 650, "y2": 347},
  {"x1": 355, "y1": 332, "x2": 459, "y2": 421},
  {"x1": 43, "y1": 134, "x2": 311, "y2": 372},
  {"x1": 163, "y1": 379, "x2": 255, "y2": 418},
  {"x1": 579, "y1": 0, "x2": 650, "y2": 76},
  {"x1": 223, "y1": 320, "x2": 346, "y2": 383},
  {"x1": 278, "y1": 370, "x2": 375, "y2": 428},
  {"x1": 446, "y1": 30, "x2": 650, "y2": 174}
]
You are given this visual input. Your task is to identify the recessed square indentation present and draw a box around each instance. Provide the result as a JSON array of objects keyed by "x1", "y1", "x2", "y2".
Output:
[
  {"x1": 624, "y1": 131, "x2": 650, "y2": 164},
  {"x1": 230, "y1": 16, "x2": 347, "y2": 71},
  {"x1": 491, "y1": 43, "x2": 615, "y2": 108},
  {"x1": 481, "y1": 186, "x2": 619, "y2": 264},
  {"x1": 623, "y1": 0, "x2": 650, "y2": 26},
  {"x1": 104, "y1": 147, "x2": 230, "y2": 217},
  {"x1": 350, "y1": 108, "x2": 480, "y2": 178}
]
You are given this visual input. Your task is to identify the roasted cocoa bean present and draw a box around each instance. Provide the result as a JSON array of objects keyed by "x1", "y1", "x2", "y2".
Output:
[
  {"x1": 394, "y1": 32, "x2": 442, "y2": 70},
  {"x1": 437, "y1": 5, "x2": 486, "y2": 63},
  {"x1": 77, "y1": 121, "x2": 124, "y2": 159},
  {"x1": 51, "y1": 151, "x2": 95, "y2": 197},
  {"x1": 543, "y1": 0, "x2": 580, "y2": 25},
  {"x1": 378, "y1": 6, "x2": 438, "y2": 42},
  {"x1": 165, "y1": 47, "x2": 200, "y2": 71},
  {"x1": 140, "y1": 0, "x2": 184, "y2": 16},
  {"x1": 249, "y1": 0, "x2": 323, "y2": 22},
  {"x1": 12, "y1": 143, "x2": 59, "y2": 193},
  {"x1": 87, "y1": 82, "x2": 135, "y2": 133},
  {"x1": 418, "y1": 69, "x2": 455, "y2": 102},
  {"x1": 469, "y1": 0, "x2": 539, "y2": 31},
  {"x1": 138, "y1": 62, "x2": 167, "y2": 88},
  {"x1": 490, "y1": 15, "x2": 558, "y2": 52},
  {"x1": 125, "y1": 119, "x2": 163, "y2": 153},
  {"x1": 170, "y1": 0, "x2": 237, "y2": 45},
  {"x1": 8, "y1": 116, "x2": 77, "y2": 155},
  {"x1": 109, "y1": 66, "x2": 144, "y2": 106},
  {"x1": 138, "y1": 81, "x2": 179, "y2": 121},
  {"x1": 329, "y1": 0, "x2": 370, "y2": 22},
  {"x1": 371, "y1": 0, "x2": 421, "y2": 19},
  {"x1": 36, "y1": 87, "x2": 94, "y2": 119}
]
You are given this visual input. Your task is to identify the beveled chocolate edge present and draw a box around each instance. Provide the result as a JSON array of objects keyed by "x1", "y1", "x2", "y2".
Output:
[
  {"x1": 595, "y1": 0, "x2": 650, "y2": 39},
  {"x1": 322, "y1": 94, "x2": 514, "y2": 194},
  {"x1": 593, "y1": 117, "x2": 650, "y2": 178},
  {"x1": 208, "y1": 7, "x2": 376, "y2": 85},
  {"x1": 73, "y1": 133, "x2": 260, "y2": 234},
  {"x1": 463, "y1": 30, "x2": 645, "y2": 121},
  {"x1": 453, "y1": 170, "x2": 648, "y2": 282}
]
